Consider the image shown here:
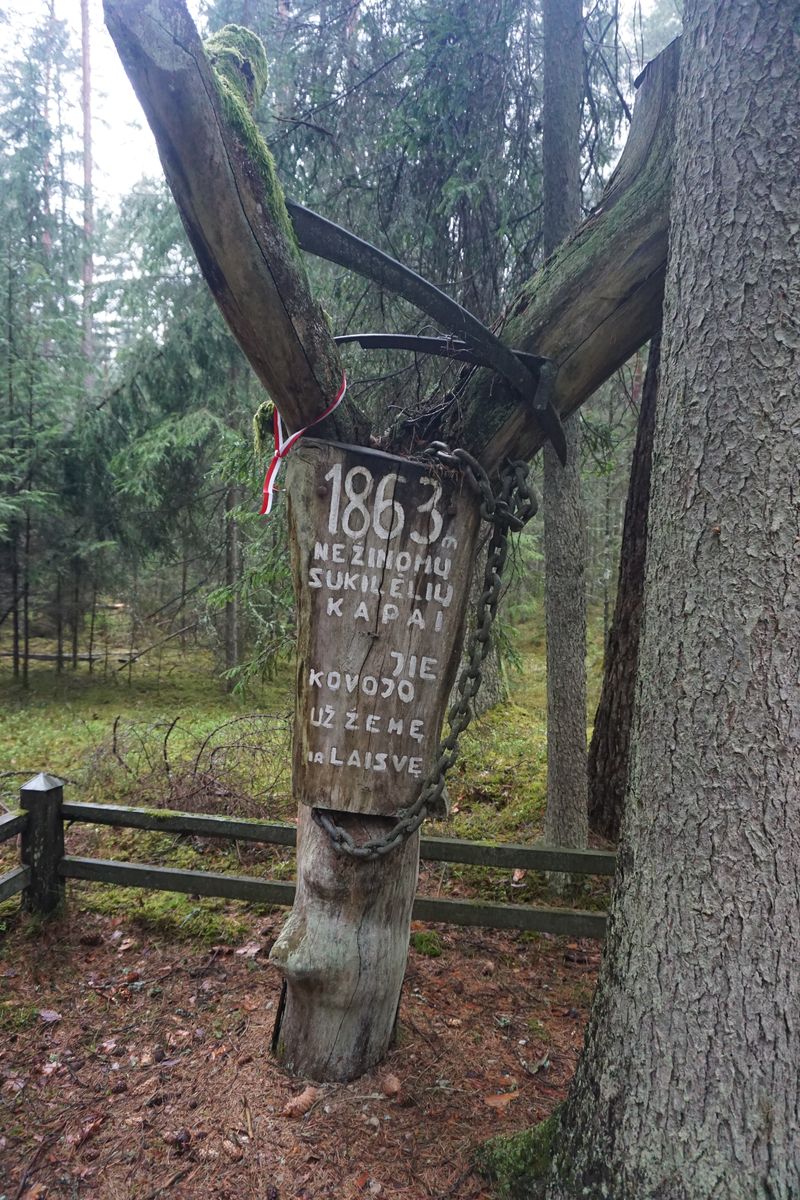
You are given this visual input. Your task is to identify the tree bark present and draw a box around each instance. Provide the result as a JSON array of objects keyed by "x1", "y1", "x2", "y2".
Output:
[
  {"x1": 548, "y1": 2, "x2": 800, "y2": 1194},
  {"x1": 10, "y1": 527, "x2": 20, "y2": 678},
  {"x1": 87, "y1": 584, "x2": 97, "y2": 674},
  {"x1": 71, "y1": 561, "x2": 81, "y2": 669},
  {"x1": 543, "y1": 419, "x2": 587, "y2": 854},
  {"x1": 588, "y1": 333, "x2": 660, "y2": 843},
  {"x1": 541, "y1": 0, "x2": 587, "y2": 858},
  {"x1": 80, "y1": 0, "x2": 94, "y2": 373},
  {"x1": 223, "y1": 484, "x2": 239, "y2": 689},
  {"x1": 55, "y1": 573, "x2": 64, "y2": 674},
  {"x1": 21, "y1": 511, "x2": 30, "y2": 689}
]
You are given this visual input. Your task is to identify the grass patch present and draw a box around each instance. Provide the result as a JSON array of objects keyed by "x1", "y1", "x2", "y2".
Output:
[
  {"x1": 410, "y1": 930, "x2": 443, "y2": 957},
  {"x1": 0, "y1": 610, "x2": 613, "y2": 939},
  {"x1": 0, "y1": 642, "x2": 293, "y2": 805},
  {"x1": 76, "y1": 882, "x2": 249, "y2": 945},
  {"x1": 0, "y1": 999, "x2": 39, "y2": 1033}
]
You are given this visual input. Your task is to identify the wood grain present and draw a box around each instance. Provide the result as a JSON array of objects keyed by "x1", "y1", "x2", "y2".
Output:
[{"x1": 287, "y1": 440, "x2": 480, "y2": 816}]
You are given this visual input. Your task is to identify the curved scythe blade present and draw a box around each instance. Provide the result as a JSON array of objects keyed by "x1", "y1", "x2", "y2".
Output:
[{"x1": 286, "y1": 201, "x2": 566, "y2": 465}]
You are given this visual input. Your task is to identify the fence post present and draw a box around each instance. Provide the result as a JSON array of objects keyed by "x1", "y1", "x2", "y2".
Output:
[{"x1": 20, "y1": 773, "x2": 65, "y2": 915}]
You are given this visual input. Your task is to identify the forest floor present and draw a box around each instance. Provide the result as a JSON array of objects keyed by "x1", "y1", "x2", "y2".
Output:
[
  {"x1": 0, "y1": 906, "x2": 600, "y2": 1199},
  {"x1": 0, "y1": 619, "x2": 610, "y2": 1198}
]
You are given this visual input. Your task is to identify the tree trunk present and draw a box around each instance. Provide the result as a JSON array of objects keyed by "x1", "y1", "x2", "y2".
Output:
[
  {"x1": 270, "y1": 807, "x2": 419, "y2": 1082},
  {"x1": 87, "y1": 584, "x2": 97, "y2": 674},
  {"x1": 588, "y1": 333, "x2": 660, "y2": 843},
  {"x1": 10, "y1": 526, "x2": 20, "y2": 679},
  {"x1": 455, "y1": 531, "x2": 509, "y2": 720},
  {"x1": 270, "y1": 441, "x2": 480, "y2": 1080},
  {"x1": 224, "y1": 483, "x2": 239, "y2": 688},
  {"x1": 71, "y1": 562, "x2": 81, "y2": 669},
  {"x1": 21, "y1": 512, "x2": 30, "y2": 690},
  {"x1": 541, "y1": 0, "x2": 587, "y2": 855},
  {"x1": 449, "y1": 37, "x2": 680, "y2": 474},
  {"x1": 542, "y1": 420, "x2": 587, "y2": 853},
  {"x1": 80, "y1": 0, "x2": 94, "y2": 374},
  {"x1": 55, "y1": 574, "x2": 64, "y2": 674},
  {"x1": 548, "y1": 3, "x2": 800, "y2": 1194},
  {"x1": 179, "y1": 537, "x2": 189, "y2": 648}
]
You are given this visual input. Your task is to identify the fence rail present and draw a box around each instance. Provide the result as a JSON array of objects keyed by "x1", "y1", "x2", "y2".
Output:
[
  {"x1": 0, "y1": 810, "x2": 28, "y2": 841},
  {"x1": 1, "y1": 775, "x2": 615, "y2": 938},
  {"x1": 60, "y1": 800, "x2": 616, "y2": 876},
  {"x1": 0, "y1": 865, "x2": 30, "y2": 904}
]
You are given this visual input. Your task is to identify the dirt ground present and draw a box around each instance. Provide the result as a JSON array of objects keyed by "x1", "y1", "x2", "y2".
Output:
[{"x1": 0, "y1": 900, "x2": 599, "y2": 1200}]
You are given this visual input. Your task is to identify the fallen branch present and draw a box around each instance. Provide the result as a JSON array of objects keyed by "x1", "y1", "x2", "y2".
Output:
[{"x1": 115, "y1": 623, "x2": 199, "y2": 670}]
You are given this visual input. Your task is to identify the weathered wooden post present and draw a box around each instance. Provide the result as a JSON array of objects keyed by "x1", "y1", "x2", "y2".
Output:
[
  {"x1": 20, "y1": 773, "x2": 65, "y2": 915},
  {"x1": 269, "y1": 441, "x2": 481, "y2": 1079}
]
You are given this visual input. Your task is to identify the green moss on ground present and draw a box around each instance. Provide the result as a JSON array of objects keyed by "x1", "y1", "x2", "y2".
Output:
[
  {"x1": 0, "y1": 645, "x2": 293, "y2": 807},
  {"x1": 0, "y1": 1000, "x2": 39, "y2": 1033},
  {"x1": 476, "y1": 1107, "x2": 563, "y2": 1199},
  {"x1": 78, "y1": 882, "x2": 248, "y2": 945},
  {"x1": 0, "y1": 611, "x2": 612, "y2": 941}
]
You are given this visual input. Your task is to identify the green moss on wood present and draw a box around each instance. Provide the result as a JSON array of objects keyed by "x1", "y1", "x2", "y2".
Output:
[
  {"x1": 253, "y1": 399, "x2": 276, "y2": 457},
  {"x1": 475, "y1": 1107, "x2": 562, "y2": 1200},
  {"x1": 204, "y1": 25, "x2": 269, "y2": 111},
  {"x1": 203, "y1": 25, "x2": 303, "y2": 266}
]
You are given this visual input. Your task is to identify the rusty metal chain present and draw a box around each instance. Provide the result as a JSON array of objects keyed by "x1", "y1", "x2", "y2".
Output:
[{"x1": 312, "y1": 446, "x2": 538, "y2": 860}]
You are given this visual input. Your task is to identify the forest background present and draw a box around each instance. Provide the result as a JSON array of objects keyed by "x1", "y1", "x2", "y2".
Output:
[{"x1": 0, "y1": 0, "x2": 679, "y2": 814}]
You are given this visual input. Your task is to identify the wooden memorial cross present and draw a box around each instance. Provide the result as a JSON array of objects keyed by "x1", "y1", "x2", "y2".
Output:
[
  {"x1": 105, "y1": 0, "x2": 679, "y2": 1081},
  {"x1": 267, "y1": 442, "x2": 480, "y2": 1080}
]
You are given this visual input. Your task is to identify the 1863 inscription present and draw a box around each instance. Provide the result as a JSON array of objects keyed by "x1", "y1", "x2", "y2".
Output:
[{"x1": 287, "y1": 440, "x2": 480, "y2": 817}]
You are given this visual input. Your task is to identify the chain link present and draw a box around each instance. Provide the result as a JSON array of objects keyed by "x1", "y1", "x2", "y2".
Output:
[{"x1": 312, "y1": 447, "x2": 538, "y2": 860}]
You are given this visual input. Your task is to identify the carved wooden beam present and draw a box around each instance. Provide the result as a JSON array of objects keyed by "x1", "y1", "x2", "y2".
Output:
[
  {"x1": 450, "y1": 38, "x2": 681, "y2": 473},
  {"x1": 103, "y1": 0, "x2": 361, "y2": 442}
]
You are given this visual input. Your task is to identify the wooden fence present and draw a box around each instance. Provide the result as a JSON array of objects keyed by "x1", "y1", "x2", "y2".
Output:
[{"x1": 0, "y1": 774, "x2": 615, "y2": 939}]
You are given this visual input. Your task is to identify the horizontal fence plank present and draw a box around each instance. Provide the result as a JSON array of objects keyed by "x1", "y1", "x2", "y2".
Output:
[
  {"x1": 59, "y1": 855, "x2": 606, "y2": 938},
  {"x1": 61, "y1": 802, "x2": 297, "y2": 847},
  {"x1": 62, "y1": 802, "x2": 615, "y2": 875},
  {"x1": 0, "y1": 865, "x2": 30, "y2": 903},
  {"x1": 412, "y1": 895, "x2": 606, "y2": 939},
  {"x1": 60, "y1": 856, "x2": 296, "y2": 906},
  {"x1": 0, "y1": 811, "x2": 28, "y2": 842},
  {"x1": 420, "y1": 835, "x2": 615, "y2": 876}
]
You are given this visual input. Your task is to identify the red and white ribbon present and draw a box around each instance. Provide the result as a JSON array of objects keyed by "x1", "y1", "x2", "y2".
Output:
[{"x1": 260, "y1": 374, "x2": 347, "y2": 516}]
